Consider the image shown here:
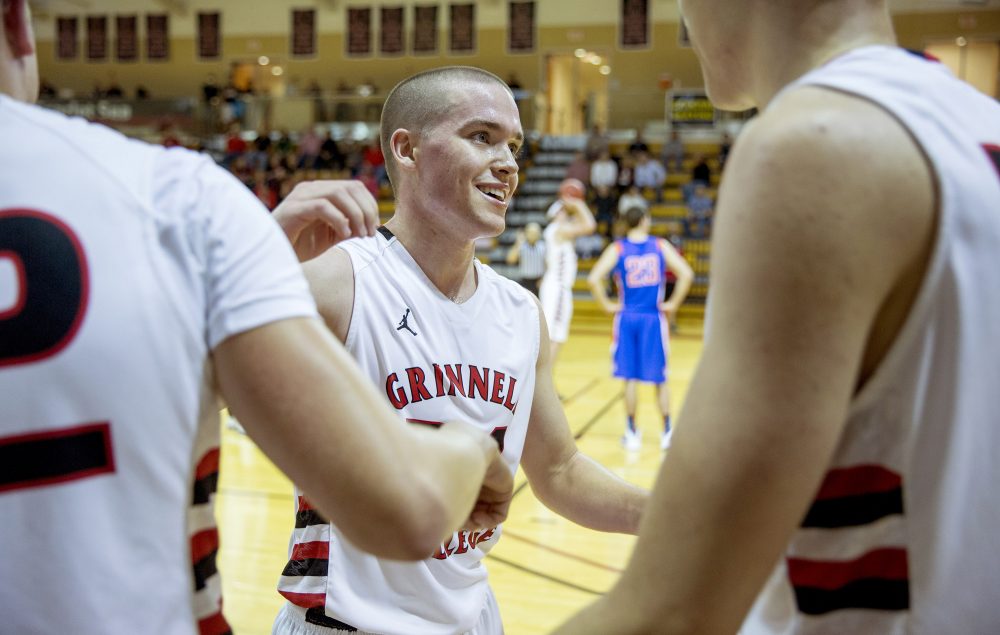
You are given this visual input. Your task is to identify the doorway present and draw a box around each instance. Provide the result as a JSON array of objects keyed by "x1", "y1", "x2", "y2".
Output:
[{"x1": 545, "y1": 50, "x2": 610, "y2": 135}]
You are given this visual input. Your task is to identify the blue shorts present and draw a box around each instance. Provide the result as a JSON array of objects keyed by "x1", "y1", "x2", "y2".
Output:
[{"x1": 612, "y1": 311, "x2": 669, "y2": 384}]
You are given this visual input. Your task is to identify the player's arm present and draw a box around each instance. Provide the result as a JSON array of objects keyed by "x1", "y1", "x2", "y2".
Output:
[
  {"x1": 659, "y1": 239, "x2": 693, "y2": 316},
  {"x1": 215, "y1": 318, "x2": 511, "y2": 560},
  {"x1": 553, "y1": 89, "x2": 936, "y2": 633},
  {"x1": 556, "y1": 198, "x2": 597, "y2": 240},
  {"x1": 586, "y1": 243, "x2": 622, "y2": 314},
  {"x1": 521, "y1": 295, "x2": 646, "y2": 533}
]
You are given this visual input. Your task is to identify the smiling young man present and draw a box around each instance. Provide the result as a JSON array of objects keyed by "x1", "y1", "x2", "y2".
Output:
[
  {"x1": 556, "y1": 0, "x2": 1000, "y2": 633},
  {"x1": 272, "y1": 67, "x2": 647, "y2": 635}
]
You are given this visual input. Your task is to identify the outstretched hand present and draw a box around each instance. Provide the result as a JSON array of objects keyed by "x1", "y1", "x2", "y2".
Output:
[
  {"x1": 462, "y1": 450, "x2": 514, "y2": 531},
  {"x1": 272, "y1": 180, "x2": 381, "y2": 262}
]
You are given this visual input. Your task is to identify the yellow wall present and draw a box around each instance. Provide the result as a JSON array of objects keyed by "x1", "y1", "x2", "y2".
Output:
[{"x1": 35, "y1": 10, "x2": 998, "y2": 128}]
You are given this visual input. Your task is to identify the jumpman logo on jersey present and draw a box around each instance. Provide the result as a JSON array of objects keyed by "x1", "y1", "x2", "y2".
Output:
[{"x1": 396, "y1": 308, "x2": 417, "y2": 336}]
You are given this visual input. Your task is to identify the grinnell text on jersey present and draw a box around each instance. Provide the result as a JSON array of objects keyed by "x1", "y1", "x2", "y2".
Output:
[{"x1": 385, "y1": 363, "x2": 521, "y2": 413}]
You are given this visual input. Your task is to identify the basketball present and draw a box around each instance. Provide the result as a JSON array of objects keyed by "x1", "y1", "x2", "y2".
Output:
[{"x1": 559, "y1": 178, "x2": 586, "y2": 200}]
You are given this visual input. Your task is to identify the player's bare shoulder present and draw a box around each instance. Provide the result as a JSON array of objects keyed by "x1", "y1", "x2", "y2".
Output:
[{"x1": 302, "y1": 246, "x2": 355, "y2": 341}]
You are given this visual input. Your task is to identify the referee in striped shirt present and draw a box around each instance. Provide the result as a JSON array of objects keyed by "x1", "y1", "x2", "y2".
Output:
[{"x1": 506, "y1": 222, "x2": 546, "y2": 296}]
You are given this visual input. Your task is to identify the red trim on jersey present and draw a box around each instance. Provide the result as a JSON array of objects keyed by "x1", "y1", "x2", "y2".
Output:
[
  {"x1": 813, "y1": 465, "x2": 902, "y2": 501},
  {"x1": 983, "y1": 144, "x2": 1000, "y2": 179},
  {"x1": 787, "y1": 547, "x2": 909, "y2": 591},
  {"x1": 195, "y1": 448, "x2": 220, "y2": 481},
  {"x1": 190, "y1": 528, "x2": 220, "y2": 564},
  {"x1": 290, "y1": 540, "x2": 330, "y2": 561},
  {"x1": 278, "y1": 590, "x2": 326, "y2": 609},
  {"x1": 0, "y1": 250, "x2": 26, "y2": 320},
  {"x1": 297, "y1": 495, "x2": 314, "y2": 511},
  {"x1": 197, "y1": 609, "x2": 231, "y2": 635},
  {"x1": 0, "y1": 421, "x2": 115, "y2": 493},
  {"x1": 405, "y1": 417, "x2": 444, "y2": 427},
  {"x1": 0, "y1": 208, "x2": 90, "y2": 368}
]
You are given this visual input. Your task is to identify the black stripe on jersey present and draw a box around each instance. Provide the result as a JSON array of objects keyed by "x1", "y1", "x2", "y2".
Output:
[
  {"x1": 192, "y1": 472, "x2": 218, "y2": 506},
  {"x1": 984, "y1": 144, "x2": 1000, "y2": 178},
  {"x1": 281, "y1": 557, "x2": 329, "y2": 578},
  {"x1": 801, "y1": 488, "x2": 904, "y2": 528},
  {"x1": 377, "y1": 226, "x2": 395, "y2": 240},
  {"x1": 0, "y1": 422, "x2": 113, "y2": 493},
  {"x1": 295, "y1": 509, "x2": 329, "y2": 529},
  {"x1": 305, "y1": 609, "x2": 358, "y2": 631},
  {"x1": 192, "y1": 550, "x2": 219, "y2": 591},
  {"x1": 794, "y1": 579, "x2": 910, "y2": 615}
]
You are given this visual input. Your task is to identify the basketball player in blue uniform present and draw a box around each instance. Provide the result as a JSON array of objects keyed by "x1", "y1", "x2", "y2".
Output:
[{"x1": 588, "y1": 206, "x2": 692, "y2": 451}]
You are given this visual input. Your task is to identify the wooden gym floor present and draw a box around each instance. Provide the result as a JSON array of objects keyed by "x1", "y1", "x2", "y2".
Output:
[{"x1": 216, "y1": 319, "x2": 705, "y2": 634}]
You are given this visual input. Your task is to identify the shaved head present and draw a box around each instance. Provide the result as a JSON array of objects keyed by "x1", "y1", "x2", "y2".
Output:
[{"x1": 380, "y1": 66, "x2": 514, "y2": 187}]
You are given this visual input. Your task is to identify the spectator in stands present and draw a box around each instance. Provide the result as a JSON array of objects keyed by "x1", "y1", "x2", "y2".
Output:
[
  {"x1": 38, "y1": 78, "x2": 56, "y2": 99},
  {"x1": 307, "y1": 79, "x2": 326, "y2": 122},
  {"x1": 249, "y1": 129, "x2": 272, "y2": 171},
  {"x1": 354, "y1": 163, "x2": 380, "y2": 198},
  {"x1": 104, "y1": 75, "x2": 123, "y2": 99},
  {"x1": 592, "y1": 185, "x2": 618, "y2": 239},
  {"x1": 505, "y1": 222, "x2": 546, "y2": 296},
  {"x1": 628, "y1": 131, "x2": 650, "y2": 157},
  {"x1": 223, "y1": 123, "x2": 247, "y2": 168},
  {"x1": 633, "y1": 151, "x2": 667, "y2": 203},
  {"x1": 506, "y1": 73, "x2": 523, "y2": 90},
  {"x1": 691, "y1": 153, "x2": 712, "y2": 186},
  {"x1": 297, "y1": 126, "x2": 321, "y2": 169},
  {"x1": 335, "y1": 79, "x2": 354, "y2": 121},
  {"x1": 317, "y1": 130, "x2": 344, "y2": 171},
  {"x1": 686, "y1": 182, "x2": 714, "y2": 238},
  {"x1": 617, "y1": 155, "x2": 635, "y2": 194},
  {"x1": 590, "y1": 149, "x2": 619, "y2": 192},
  {"x1": 362, "y1": 141, "x2": 387, "y2": 186},
  {"x1": 201, "y1": 74, "x2": 220, "y2": 103},
  {"x1": 565, "y1": 151, "x2": 591, "y2": 187},
  {"x1": 660, "y1": 129, "x2": 685, "y2": 172},
  {"x1": 584, "y1": 123, "x2": 610, "y2": 161},
  {"x1": 618, "y1": 184, "x2": 648, "y2": 215},
  {"x1": 135, "y1": 85, "x2": 149, "y2": 100}
]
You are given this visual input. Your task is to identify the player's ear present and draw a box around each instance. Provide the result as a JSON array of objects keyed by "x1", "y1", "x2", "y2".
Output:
[{"x1": 391, "y1": 129, "x2": 418, "y2": 174}]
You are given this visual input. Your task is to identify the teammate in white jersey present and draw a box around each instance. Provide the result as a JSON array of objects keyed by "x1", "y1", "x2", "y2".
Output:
[
  {"x1": 538, "y1": 179, "x2": 596, "y2": 364},
  {"x1": 275, "y1": 67, "x2": 647, "y2": 635},
  {"x1": 558, "y1": 0, "x2": 1000, "y2": 633},
  {"x1": 0, "y1": 3, "x2": 511, "y2": 633}
]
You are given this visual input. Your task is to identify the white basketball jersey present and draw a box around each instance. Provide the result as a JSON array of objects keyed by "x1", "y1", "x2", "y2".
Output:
[
  {"x1": 542, "y1": 205, "x2": 578, "y2": 290},
  {"x1": 277, "y1": 229, "x2": 539, "y2": 634},
  {"x1": 742, "y1": 46, "x2": 1000, "y2": 634},
  {"x1": 0, "y1": 97, "x2": 317, "y2": 634}
]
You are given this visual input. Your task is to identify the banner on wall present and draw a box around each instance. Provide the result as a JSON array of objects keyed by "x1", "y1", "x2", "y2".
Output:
[
  {"x1": 449, "y1": 3, "x2": 475, "y2": 54},
  {"x1": 620, "y1": 0, "x2": 649, "y2": 49},
  {"x1": 380, "y1": 6, "x2": 405, "y2": 56},
  {"x1": 115, "y1": 15, "x2": 137, "y2": 62},
  {"x1": 86, "y1": 16, "x2": 108, "y2": 61},
  {"x1": 507, "y1": 1, "x2": 535, "y2": 54},
  {"x1": 197, "y1": 12, "x2": 221, "y2": 60},
  {"x1": 292, "y1": 9, "x2": 316, "y2": 57},
  {"x1": 669, "y1": 92, "x2": 716, "y2": 127},
  {"x1": 57, "y1": 17, "x2": 78, "y2": 60},
  {"x1": 412, "y1": 5, "x2": 438, "y2": 55},
  {"x1": 347, "y1": 7, "x2": 372, "y2": 56},
  {"x1": 146, "y1": 14, "x2": 169, "y2": 60}
]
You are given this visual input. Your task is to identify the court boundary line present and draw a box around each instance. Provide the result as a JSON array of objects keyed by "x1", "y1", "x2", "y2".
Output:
[{"x1": 486, "y1": 554, "x2": 604, "y2": 596}]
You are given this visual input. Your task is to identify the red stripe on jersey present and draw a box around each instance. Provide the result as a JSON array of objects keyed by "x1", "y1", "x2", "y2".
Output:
[
  {"x1": 813, "y1": 465, "x2": 902, "y2": 501},
  {"x1": 297, "y1": 495, "x2": 314, "y2": 511},
  {"x1": 279, "y1": 590, "x2": 326, "y2": 609},
  {"x1": 191, "y1": 528, "x2": 220, "y2": 564},
  {"x1": 788, "y1": 547, "x2": 909, "y2": 591},
  {"x1": 290, "y1": 540, "x2": 330, "y2": 561},
  {"x1": 405, "y1": 418, "x2": 443, "y2": 427},
  {"x1": 195, "y1": 448, "x2": 220, "y2": 481},
  {"x1": 198, "y1": 609, "x2": 231, "y2": 635}
]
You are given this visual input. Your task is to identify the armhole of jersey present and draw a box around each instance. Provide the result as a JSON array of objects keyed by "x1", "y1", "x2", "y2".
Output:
[{"x1": 340, "y1": 245, "x2": 361, "y2": 352}]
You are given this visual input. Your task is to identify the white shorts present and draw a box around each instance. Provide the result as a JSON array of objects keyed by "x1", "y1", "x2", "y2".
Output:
[
  {"x1": 272, "y1": 586, "x2": 503, "y2": 635},
  {"x1": 539, "y1": 281, "x2": 573, "y2": 343}
]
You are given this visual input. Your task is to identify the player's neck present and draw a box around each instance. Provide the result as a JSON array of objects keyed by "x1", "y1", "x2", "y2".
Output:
[
  {"x1": 626, "y1": 229, "x2": 648, "y2": 241},
  {"x1": 751, "y1": 1, "x2": 896, "y2": 108},
  {"x1": 383, "y1": 215, "x2": 479, "y2": 304}
]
